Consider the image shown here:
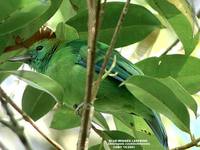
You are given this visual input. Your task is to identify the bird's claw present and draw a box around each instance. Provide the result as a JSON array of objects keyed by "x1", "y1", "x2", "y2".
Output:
[{"x1": 74, "y1": 102, "x2": 94, "y2": 116}]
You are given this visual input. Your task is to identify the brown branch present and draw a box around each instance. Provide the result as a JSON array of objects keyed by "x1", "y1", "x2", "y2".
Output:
[
  {"x1": 160, "y1": 39, "x2": 179, "y2": 56},
  {"x1": 171, "y1": 137, "x2": 200, "y2": 150},
  {"x1": 0, "y1": 96, "x2": 32, "y2": 150},
  {"x1": 77, "y1": 0, "x2": 130, "y2": 149},
  {"x1": 92, "y1": 0, "x2": 131, "y2": 98},
  {"x1": 0, "y1": 139, "x2": 9, "y2": 150},
  {"x1": 77, "y1": 0, "x2": 101, "y2": 149},
  {"x1": 0, "y1": 87, "x2": 63, "y2": 150}
]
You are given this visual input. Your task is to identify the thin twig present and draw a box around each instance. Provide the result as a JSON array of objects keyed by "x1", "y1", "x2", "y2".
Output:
[
  {"x1": 78, "y1": 0, "x2": 130, "y2": 149},
  {"x1": 0, "y1": 97, "x2": 32, "y2": 150},
  {"x1": 160, "y1": 39, "x2": 179, "y2": 56},
  {"x1": 0, "y1": 87, "x2": 63, "y2": 150},
  {"x1": 0, "y1": 140, "x2": 9, "y2": 150},
  {"x1": 92, "y1": 0, "x2": 131, "y2": 98},
  {"x1": 77, "y1": 0, "x2": 101, "y2": 150},
  {"x1": 170, "y1": 137, "x2": 200, "y2": 150},
  {"x1": 0, "y1": 119, "x2": 16, "y2": 133}
]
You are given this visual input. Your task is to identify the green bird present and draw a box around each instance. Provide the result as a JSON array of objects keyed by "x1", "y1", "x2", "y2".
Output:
[{"x1": 10, "y1": 39, "x2": 168, "y2": 148}]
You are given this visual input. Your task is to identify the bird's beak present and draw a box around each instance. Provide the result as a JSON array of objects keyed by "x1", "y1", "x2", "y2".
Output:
[{"x1": 8, "y1": 55, "x2": 33, "y2": 62}]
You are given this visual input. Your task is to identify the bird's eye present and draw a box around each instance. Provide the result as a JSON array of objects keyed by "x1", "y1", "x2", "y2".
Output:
[{"x1": 36, "y1": 45, "x2": 43, "y2": 51}]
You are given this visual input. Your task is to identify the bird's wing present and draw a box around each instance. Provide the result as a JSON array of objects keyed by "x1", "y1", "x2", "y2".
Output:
[
  {"x1": 69, "y1": 40, "x2": 143, "y2": 82},
  {"x1": 66, "y1": 40, "x2": 168, "y2": 149}
]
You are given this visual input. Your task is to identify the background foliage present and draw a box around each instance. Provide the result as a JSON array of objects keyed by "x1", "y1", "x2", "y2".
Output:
[{"x1": 0, "y1": 0, "x2": 200, "y2": 150}]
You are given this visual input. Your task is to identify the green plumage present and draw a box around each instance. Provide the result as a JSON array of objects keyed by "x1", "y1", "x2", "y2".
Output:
[{"x1": 20, "y1": 39, "x2": 168, "y2": 148}]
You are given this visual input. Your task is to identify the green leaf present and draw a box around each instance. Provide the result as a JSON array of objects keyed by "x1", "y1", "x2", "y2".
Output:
[
  {"x1": 0, "y1": 70, "x2": 64, "y2": 101},
  {"x1": 47, "y1": 0, "x2": 76, "y2": 30},
  {"x1": 146, "y1": 0, "x2": 199, "y2": 55},
  {"x1": 136, "y1": 54, "x2": 200, "y2": 94},
  {"x1": 55, "y1": 22, "x2": 79, "y2": 42},
  {"x1": 0, "y1": 49, "x2": 27, "y2": 82},
  {"x1": 93, "y1": 112, "x2": 109, "y2": 130},
  {"x1": 0, "y1": 0, "x2": 62, "y2": 52},
  {"x1": 22, "y1": 86, "x2": 56, "y2": 121},
  {"x1": 113, "y1": 113, "x2": 135, "y2": 136},
  {"x1": 69, "y1": 0, "x2": 87, "y2": 12},
  {"x1": 135, "y1": 131, "x2": 164, "y2": 150},
  {"x1": 124, "y1": 75, "x2": 190, "y2": 133},
  {"x1": 158, "y1": 77, "x2": 197, "y2": 116},
  {"x1": 50, "y1": 106, "x2": 80, "y2": 129},
  {"x1": 89, "y1": 144, "x2": 104, "y2": 150},
  {"x1": 66, "y1": 2, "x2": 161, "y2": 47},
  {"x1": 113, "y1": 113, "x2": 164, "y2": 150},
  {"x1": 97, "y1": 130, "x2": 142, "y2": 150},
  {"x1": 0, "y1": 62, "x2": 22, "y2": 82},
  {"x1": 177, "y1": 75, "x2": 200, "y2": 95},
  {"x1": 0, "y1": 48, "x2": 26, "y2": 61}
]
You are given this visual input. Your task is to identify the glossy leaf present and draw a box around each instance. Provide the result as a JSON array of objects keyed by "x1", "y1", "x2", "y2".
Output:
[
  {"x1": 66, "y1": 2, "x2": 161, "y2": 47},
  {"x1": 50, "y1": 106, "x2": 80, "y2": 129},
  {"x1": 22, "y1": 86, "x2": 56, "y2": 121},
  {"x1": 0, "y1": 49, "x2": 26, "y2": 82},
  {"x1": 0, "y1": 0, "x2": 62, "y2": 52},
  {"x1": 0, "y1": 62, "x2": 22, "y2": 82},
  {"x1": 158, "y1": 77, "x2": 197, "y2": 115},
  {"x1": 113, "y1": 113, "x2": 153, "y2": 135},
  {"x1": 0, "y1": 48, "x2": 26, "y2": 61},
  {"x1": 93, "y1": 112, "x2": 109, "y2": 130},
  {"x1": 146, "y1": 0, "x2": 199, "y2": 55},
  {"x1": 113, "y1": 113, "x2": 164, "y2": 150},
  {"x1": 55, "y1": 22, "x2": 79, "y2": 42},
  {"x1": 123, "y1": 75, "x2": 190, "y2": 133},
  {"x1": 136, "y1": 54, "x2": 200, "y2": 94},
  {"x1": 177, "y1": 75, "x2": 200, "y2": 95},
  {"x1": 113, "y1": 114, "x2": 134, "y2": 136},
  {"x1": 89, "y1": 144, "x2": 103, "y2": 150},
  {"x1": 0, "y1": 70, "x2": 64, "y2": 101},
  {"x1": 69, "y1": 0, "x2": 87, "y2": 12},
  {"x1": 135, "y1": 131, "x2": 164, "y2": 150}
]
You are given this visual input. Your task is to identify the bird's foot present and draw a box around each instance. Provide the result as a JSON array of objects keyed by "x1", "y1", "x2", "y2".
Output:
[
  {"x1": 74, "y1": 102, "x2": 93, "y2": 116},
  {"x1": 102, "y1": 55, "x2": 118, "y2": 80}
]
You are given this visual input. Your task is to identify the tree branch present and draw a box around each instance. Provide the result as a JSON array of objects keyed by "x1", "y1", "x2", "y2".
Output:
[
  {"x1": 0, "y1": 96, "x2": 32, "y2": 150},
  {"x1": 77, "y1": 0, "x2": 101, "y2": 149},
  {"x1": 171, "y1": 137, "x2": 200, "y2": 150},
  {"x1": 92, "y1": 0, "x2": 131, "y2": 98},
  {"x1": 77, "y1": 0, "x2": 131, "y2": 149},
  {"x1": 0, "y1": 139, "x2": 9, "y2": 150},
  {"x1": 0, "y1": 87, "x2": 63, "y2": 150},
  {"x1": 160, "y1": 39, "x2": 179, "y2": 56}
]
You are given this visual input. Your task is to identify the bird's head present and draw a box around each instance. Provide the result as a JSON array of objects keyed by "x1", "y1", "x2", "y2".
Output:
[{"x1": 9, "y1": 39, "x2": 60, "y2": 72}]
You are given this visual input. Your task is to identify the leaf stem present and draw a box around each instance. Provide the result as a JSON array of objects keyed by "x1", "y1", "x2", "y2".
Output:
[{"x1": 0, "y1": 87, "x2": 63, "y2": 150}]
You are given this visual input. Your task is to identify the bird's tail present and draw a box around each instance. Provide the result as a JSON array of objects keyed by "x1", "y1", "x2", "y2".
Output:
[{"x1": 145, "y1": 111, "x2": 168, "y2": 149}]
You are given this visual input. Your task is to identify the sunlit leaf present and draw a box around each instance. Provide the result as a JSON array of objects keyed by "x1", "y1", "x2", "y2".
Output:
[
  {"x1": 50, "y1": 106, "x2": 80, "y2": 129},
  {"x1": 55, "y1": 22, "x2": 79, "y2": 42},
  {"x1": 66, "y1": 2, "x2": 161, "y2": 47},
  {"x1": 0, "y1": 70, "x2": 64, "y2": 101},
  {"x1": 136, "y1": 54, "x2": 200, "y2": 94},
  {"x1": 146, "y1": 0, "x2": 199, "y2": 55},
  {"x1": 0, "y1": 0, "x2": 62, "y2": 52},
  {"x1": 123, "y1": 75, "x2": 190, "y2": 133},
  {"x1": 22, "y1": 86, "x2": 56, "y2": 121}
]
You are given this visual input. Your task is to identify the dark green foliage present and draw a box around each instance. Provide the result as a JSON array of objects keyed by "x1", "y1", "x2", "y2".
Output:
[{"x1": 0, "y1": 1, "x2": 200, "y2": 149}]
